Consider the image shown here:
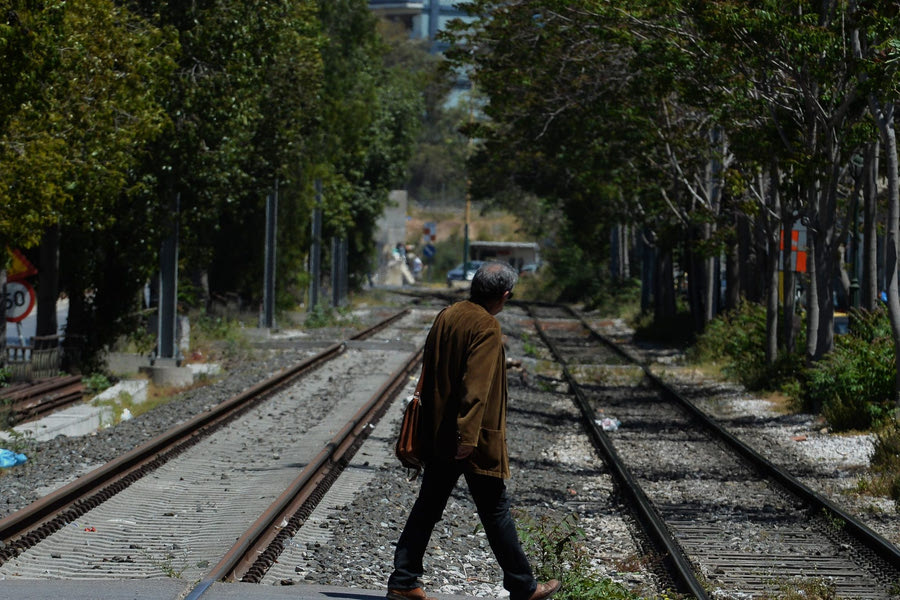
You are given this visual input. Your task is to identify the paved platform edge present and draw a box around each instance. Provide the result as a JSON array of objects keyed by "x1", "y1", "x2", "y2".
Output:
[{"x1": 0, "y1": 579, "x2": 484, "y2": 600}]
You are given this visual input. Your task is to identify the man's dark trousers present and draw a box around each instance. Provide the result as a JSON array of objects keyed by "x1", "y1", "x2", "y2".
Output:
[{"x1": 388, "y1": 459, "x2": 537, "y2": 600}]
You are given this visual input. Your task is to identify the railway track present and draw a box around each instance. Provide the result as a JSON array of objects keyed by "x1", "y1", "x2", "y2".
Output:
[
  {"x1": 1, "y1": 375, "x2": 85, "y2": 426},
  {"x1": 4, "y1": 296, "x2": 898, "y2": 599},
  {"x1": 524, "y1": 302, "x2": 900, "y2": 599},
  {"x1": 0, "y1": 307, "x2": 432, "y2": 588}
]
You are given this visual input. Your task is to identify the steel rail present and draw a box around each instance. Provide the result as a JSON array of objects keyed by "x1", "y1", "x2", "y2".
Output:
[
  {"x1": 523, "y1": 303, "x2": 711, "y2": 599},
  {"x1": 184, "y1": 345, "x2": 425, "y2": 598},
  {"x1": 564, "y1": 305, "x2": 900, "y2": 573},
  {"x1": 0, "y1": 309, "x2": 410, "y2": 561},
  {"x1": 2, "y1": 375, "x2": 84, "y2": 425}
]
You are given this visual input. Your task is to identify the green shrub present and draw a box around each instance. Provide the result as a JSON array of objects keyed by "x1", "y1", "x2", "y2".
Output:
[
  {"x1": 690, "y1": 301, "x2": 803, "y2": 391},
  {"x1": 802, "y1": 307, "x2": 895, "y2": 430}
]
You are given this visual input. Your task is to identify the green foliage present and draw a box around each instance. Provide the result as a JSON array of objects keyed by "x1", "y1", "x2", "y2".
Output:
[
  {"x1": 693, "y1": 302, "x2": 895, "y2": 431},
  {"x1": 802, "y1": 307, "x2": 895, "y2": 430},
  {"x1": 869, "y1": 419, "x2": 900, "y2": 506},
  {"x1": 82, "y1": 373, "x2": 112, "y2": 395},
  {"x1": 515, "y1": 512, "x2": 644, "y2": 600},
  {"x1": 0, "y1": 0, "x2": 176, "y2": 248},
  {"x1": 690, "y1": 301, "x2": 804, "y2": 391}
]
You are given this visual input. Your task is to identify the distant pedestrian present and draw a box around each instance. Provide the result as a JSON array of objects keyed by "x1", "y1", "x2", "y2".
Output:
[
  {"x1": 386, "y1": 262, "x2": 560, "y2": 600},
  {"x1": 409, "y1": 254, "x2": 423, "y2": 281}
]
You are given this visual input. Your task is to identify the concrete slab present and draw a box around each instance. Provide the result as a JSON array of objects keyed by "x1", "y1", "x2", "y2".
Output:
[
  {"x1": 0, "y1": 578, "x2": 186, "y2": 600},
  {"x1": 0, "y1": 379, "x2": 147, "y2": 443},
  {"x1": 105, "y1": 352, "x2": 153, "y2": 378},
  {"x1": 93, "y1": 380, "x2": 148, "y2": 406},
  {"x1": 0, "y1": 580, "x2": 481, "y2": 600},
  {"x1": 1, "y1": 402, "x2": 111, "y2": 442}
]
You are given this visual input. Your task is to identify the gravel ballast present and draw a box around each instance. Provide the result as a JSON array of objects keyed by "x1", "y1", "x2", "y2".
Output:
[{"x1": 1, "y1": 304, "x2": 897, "y2": 598}]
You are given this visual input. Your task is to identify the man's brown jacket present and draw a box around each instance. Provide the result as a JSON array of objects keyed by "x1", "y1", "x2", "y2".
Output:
[{"x1": 419, "y1": 300, "x2": 510, "y2": 479}]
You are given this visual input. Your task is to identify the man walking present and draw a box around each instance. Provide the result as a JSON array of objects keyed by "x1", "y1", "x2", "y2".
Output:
[{"x1": 386, "y1": 262, "x2": 560, "y2": 600}]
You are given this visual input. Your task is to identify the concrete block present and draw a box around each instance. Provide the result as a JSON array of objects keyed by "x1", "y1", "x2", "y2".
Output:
[
  {"x1": 139, "y1": 361, "x2": 194, "y2": 388},
  {"x1": 93, "y1": 379, "x2": 148, "y2": 405}
]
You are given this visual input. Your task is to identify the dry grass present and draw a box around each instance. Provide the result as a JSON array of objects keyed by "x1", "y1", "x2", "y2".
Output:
[{"x1": 406, "y1": 204, "x2": 527, "y2": 245}]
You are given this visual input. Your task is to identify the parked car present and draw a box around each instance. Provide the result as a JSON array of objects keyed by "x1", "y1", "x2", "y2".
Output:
[
  {"x1": 519, "y1": 263, "x2": 540, "y2": 276},
  {"x1": 446, "y1": 260, "x2": 484, "y2": 285}
]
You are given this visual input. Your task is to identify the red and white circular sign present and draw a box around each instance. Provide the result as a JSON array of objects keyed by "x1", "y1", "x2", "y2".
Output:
[{"x1": 4, "y1": 280, "x2": 36, "y2": 323}]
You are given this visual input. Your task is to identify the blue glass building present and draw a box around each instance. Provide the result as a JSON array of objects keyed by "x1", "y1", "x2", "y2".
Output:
[{"x1": 369, "y1": 1, "x2": 470, "y2": 49}]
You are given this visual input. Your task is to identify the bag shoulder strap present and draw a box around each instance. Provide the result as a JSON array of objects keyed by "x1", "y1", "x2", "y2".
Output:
[{"x1": 413, "y1": 363, "x2": 424, "y2": 401}]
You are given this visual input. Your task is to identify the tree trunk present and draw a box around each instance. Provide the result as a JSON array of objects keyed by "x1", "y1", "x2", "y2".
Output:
[
  {"x1": 63, "y1": 285, "x2": 86, "y2": 374},
  {"x1": 725, "y1": 214, "x2": 741, "y2": 311},
  {"x1": 654, "y1": 246, "x2": 676, "y2": 322},
  {"x1": 37, "y1": 224, "x2": 60, "y2": 337},
  {"x1": 837, "y1": 242, "x2": 851, "y2": 311},
  {"x1": 805, "y1": 192, "x2": 821, "y2": 365},
  {"x1": 702, "y1": 221, "x2": 716, "y2": 323},
  {"x1": 640, "y1": 230, "x2": 655, "y2": 313},
  {"x1": 0, "y1": 266, "x2": 6, "y2": 369},
  {"x1": 870, "y1": 100, "x2": 900, "y2": 406},
  {"x1": 686, "y1": 232, "x2": 706, "y2": 332},
  {"x1": 764, "y1": 165, "x2": 781, "y2": 365},
  {"x1": 862, "y1": 140, "x2": 879, "y2": 311}
]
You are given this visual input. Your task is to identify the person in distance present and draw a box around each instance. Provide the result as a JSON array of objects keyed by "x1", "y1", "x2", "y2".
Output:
[{"x1": 386, "y1": 261, "x2": 561, "y2": 600}]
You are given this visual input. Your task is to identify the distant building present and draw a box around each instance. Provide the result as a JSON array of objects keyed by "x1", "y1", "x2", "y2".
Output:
[{"x1": 369, "y1": 0, "x2": 471, "y2": 51}]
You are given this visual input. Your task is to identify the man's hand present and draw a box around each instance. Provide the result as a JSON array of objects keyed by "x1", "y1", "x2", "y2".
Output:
[{"x1": 455, "y1": 444, "x2": 475, "y2": 460}]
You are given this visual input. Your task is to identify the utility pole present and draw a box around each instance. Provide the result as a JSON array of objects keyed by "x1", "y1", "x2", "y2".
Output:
[
  {"x1": 310, "y1": 179, "x2": 323, "y2": 310},
  {"x1": 262, "y1": 180, "x2": 278, "y2": 328},
  {"x1": 157, "y1": 194, "x2": 180, "y2": 362}
]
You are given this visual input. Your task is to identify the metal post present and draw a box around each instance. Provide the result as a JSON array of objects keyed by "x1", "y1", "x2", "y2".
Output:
[
  {"x1": 341, "y1": 237, "x2": 348, "y2": 305},
  {"x1": 463, "y1": 196, "x2": 470, "y2": 274},
  {"x1": 310, "y1": 179, "x2": 322, "y2": 310},
  {"x1": 157, "y1": 194, "x2": 180, "y2": 361},
  {"x1": 263, "y1": 182, "x2": 278, "y2": 328},
  {"x1": 331, "y1": 236, "x2": 339, "y2": 308},
  {"x1": 428, "y1": 0, "x2": 440, "y2": 40}
]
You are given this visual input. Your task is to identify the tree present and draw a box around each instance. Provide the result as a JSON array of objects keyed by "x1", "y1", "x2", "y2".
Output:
[
  {"x1": 303, "y1": 0, "x2": 425, "y2": 295},
  {"x1": 849, "y1": 1, "x2": 900, "y2": 403},
  {"x1": 0, "y1": 0, "x2": 175, "y2": 365}
]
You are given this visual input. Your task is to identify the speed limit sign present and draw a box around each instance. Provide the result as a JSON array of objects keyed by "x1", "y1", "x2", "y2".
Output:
[{"x1": 4, "y1": 280, "x2": 36, "y2": 323}]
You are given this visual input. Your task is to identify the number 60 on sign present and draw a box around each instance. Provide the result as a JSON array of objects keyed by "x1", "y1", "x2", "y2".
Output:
[{"x1": 3, "y1": 280, "x2": 36, "y2": 323}]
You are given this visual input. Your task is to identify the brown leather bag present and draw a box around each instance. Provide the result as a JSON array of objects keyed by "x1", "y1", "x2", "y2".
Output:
[{"x1": 395, "y1": 375, "x2": 424, "y2": 476}]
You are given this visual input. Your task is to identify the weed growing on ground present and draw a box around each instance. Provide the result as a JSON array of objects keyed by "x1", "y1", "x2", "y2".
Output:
[
  {"x1": 757, "y1": 577, "x2": 837, "y2": 599},
  {"x1": 140, "y1": 548, "x2": 188, "y2": 578},
  {"x1": 192, "y1": 314, "x2": 253, "y2": 363},
  {"x1": 303, "y1": 303, "x2": 361, "y2": 329},
  {"x1": 83, "y1": 373, "x2": 112, "y2": 395},
  {"x1": 0, "y1": 396, "x2": 12, "y2": 429},
  {"x1": 865, "y1": 418, "x2": 900, "y2": 506},
  {"x1": 0, "y1": 428, "x2": 30, "y2": 454},
  {"x1": 522, "y1": 333, "x2": 540, "y2": 358},
  {"x1": 94, "y1": 391, "x2": 135, "y2": 427},
  {"x1": 515, "y1": 512, "x2": 681, "y2": 599}
]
